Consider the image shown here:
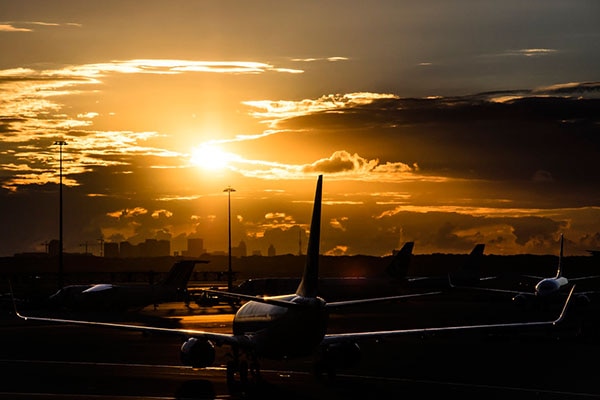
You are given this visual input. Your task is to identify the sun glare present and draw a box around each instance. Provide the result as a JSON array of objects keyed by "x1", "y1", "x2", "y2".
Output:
[{"x1": 190, "y1": 144, "x2": 234, "y2": 170}]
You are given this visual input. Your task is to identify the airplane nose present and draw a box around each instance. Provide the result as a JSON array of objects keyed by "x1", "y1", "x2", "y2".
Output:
[{"x1": 535, "y1": 280, "x2": 559, "y2": 295}]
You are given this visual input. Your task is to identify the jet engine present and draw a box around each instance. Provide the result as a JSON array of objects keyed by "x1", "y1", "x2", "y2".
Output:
[
  {"x1": 180, "y1": 337, "x2": 216, "y2": 368},
  {"x1": 511, "y1": 293, "x2": 529, "y2": 306},
  {"x1": 574, "y1": 293, "x2": 591, "y2": 307}
]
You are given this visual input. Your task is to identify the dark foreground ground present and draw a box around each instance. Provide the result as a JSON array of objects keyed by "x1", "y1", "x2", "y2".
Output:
[{"x1": 2, "y1": 290, "x2": 600, "y2": 400}]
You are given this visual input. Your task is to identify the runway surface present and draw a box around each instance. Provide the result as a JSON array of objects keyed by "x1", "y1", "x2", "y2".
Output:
[{"x1": 2, "y1": 296, "x2": 600, "y2": 399}]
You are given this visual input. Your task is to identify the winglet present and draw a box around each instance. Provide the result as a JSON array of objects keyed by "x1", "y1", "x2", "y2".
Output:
[
  {"x1": 296, "y1": 175, "x2": 322, "y2": 298},
  {"x1": 553, "y1": 284, "x2": 575, "y2": 325},
  {"x1": 447, "y1": 272, "x2": 456, "y2": 288},
  {"x1": 555, "y1": 234, "x2": 564, "y2": 278},
  {"x1": 8, "y1": 280, "x2": 25, "y2": 321}
]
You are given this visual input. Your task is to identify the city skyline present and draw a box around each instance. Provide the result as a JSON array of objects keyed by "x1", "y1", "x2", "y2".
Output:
[
  {"x1": 31, "y1": 237, "x2": 271, "y2": 259},
  {"x1": 1, "y1": 1, "x2": 600, "y2": 257}
]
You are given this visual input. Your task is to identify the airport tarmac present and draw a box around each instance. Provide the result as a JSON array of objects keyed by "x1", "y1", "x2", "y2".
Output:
[{"x1": 2, "y1": 296, "x2": 600, "y2": 399}]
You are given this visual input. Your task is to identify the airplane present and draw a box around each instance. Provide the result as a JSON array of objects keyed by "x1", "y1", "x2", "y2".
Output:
[
  {"x1": 449, "y1": 234, "x2": 600, "y2": 306},
  {"x1": 193, "y1": 241, "x2": 417, "y2": 307},
  {"x1": 13, "y1": 175, "x2": 575, "y2": 385},
  {"x1": 405, "y1": 243, "x2": 494, "y2": 289},
  {"x1": 45, "y1": 259, "x2": 208, "y2": 311}
]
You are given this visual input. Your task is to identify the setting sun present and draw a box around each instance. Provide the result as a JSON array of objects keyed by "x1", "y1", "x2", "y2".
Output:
[{"x1": 190, "y1": 144, "x2": 235, "y2": 170}]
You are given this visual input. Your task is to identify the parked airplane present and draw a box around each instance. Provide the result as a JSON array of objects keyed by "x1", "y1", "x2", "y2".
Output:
[
  {"x1": 406, "y1": 243, "x2": 493, "y2": 289},
  {"x1": 14, "y1": 175, "x2": 574, "y2": 385},
  {"x1": 46, "y1": 259, "x2": 207, "y2": 311},
  {"x1": 449, "y1": 234, "x2": 600, "y2": 306}
]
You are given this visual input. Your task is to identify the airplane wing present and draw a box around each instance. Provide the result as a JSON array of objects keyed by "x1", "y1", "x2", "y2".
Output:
[
  {"x1": 9, "y1": 291, "x2": 439, "y2": 351},
  {"x1": 448, "y1": 273, "x2": 533, "y2": 297},
  {"x1": 321, "y1": 284, "x2": 575, "y2": 346},
  {"x1": 521, "y1": 274, "x2": 545, "y2": 280},
  {"x1": 325, "y1": 291, "x2": 442, "y2": 310},
  {"x1": 570, "y1": 275, "x2": 600, "y2": 281},
  {"x1": 11, "y1": 285, "x2": 574, "y2": 356},
  {"x1": 12, "y1": 306, "x2": 242, "y2": 347},
  {"x1": 517, "y1": 273, "x2": 600, "y2": 283},
  {"x1": 202, "y1": 288, "x2": 443, "y2": 310}
]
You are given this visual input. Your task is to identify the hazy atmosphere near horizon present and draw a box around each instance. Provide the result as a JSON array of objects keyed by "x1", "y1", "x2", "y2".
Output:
[{"x1": 1, "y1": 1, "x2": 599, "y2": 258}]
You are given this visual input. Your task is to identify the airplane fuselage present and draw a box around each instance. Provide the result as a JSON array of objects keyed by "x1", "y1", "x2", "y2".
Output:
[
  {"x1": 233, "y1": 295, "x2": 328, "y2": 359},
  {"x1": 535, "y1": 276, "x2": 569, "y2": 297},
  {"x1": 48, "y1": 284, "x2": 185, "y2": 311}
]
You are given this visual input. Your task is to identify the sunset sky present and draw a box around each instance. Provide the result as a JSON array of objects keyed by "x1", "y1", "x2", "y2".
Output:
[{"x1": 1, "y1": 1, "x2": 599, "y2": 258}]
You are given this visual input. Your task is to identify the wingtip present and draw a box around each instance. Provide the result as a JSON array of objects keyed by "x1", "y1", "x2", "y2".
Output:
[
  {"x1": 8, "y1": 279, "x2": 22, "y2": 319},
  {"x1": 553, "y1": 284, "x2": 576, "y2": 325}
]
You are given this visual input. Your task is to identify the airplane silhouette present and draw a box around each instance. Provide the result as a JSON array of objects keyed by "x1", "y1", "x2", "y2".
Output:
[
  {"x1": 404, "y1": 242, "x2": 494, "y2": 289},
  {"x1": 46, "y1": 259, "x2": 207, "y2": 311},
  {"x1": 449, "y1": 234, "x2": 600, "y2": 306},
  {"x1": 13, "y1": 175, "x2": 574, "y2": 385}
]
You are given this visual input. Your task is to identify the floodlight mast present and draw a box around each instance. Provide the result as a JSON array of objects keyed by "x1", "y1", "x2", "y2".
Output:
[
  {"x1": 53, "y1": 140, "x2": 68, "y2": 289},
  {"x1": 224, "y1": 186, "x2": 236, "y2": 291}
]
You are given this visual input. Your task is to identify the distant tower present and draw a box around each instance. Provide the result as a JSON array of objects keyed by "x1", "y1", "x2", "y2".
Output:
[
  {"x1": 232, "y1": 240, "x2": 247, "y2": 257},
  {"x1": 298, "y1": 230, "x2": 302, "y2": 256},
  {"x1": 97, "y1": 238, "x2": 105, "y2": 257},
  {"x1": 187, "y1": 238, "x2": 205, "y2": 257},
  {"x1": 268, "y1": 243, "x2": 276, "y2": 257},
  {"x1": 48, "y1": 239, "x2": 60, "y2": 257}
]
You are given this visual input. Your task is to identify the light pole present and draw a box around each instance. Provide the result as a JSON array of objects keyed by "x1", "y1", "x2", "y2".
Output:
[
  {"x1": 54, "y1": 140, "x2": 67, "y2": 289},
  {"x1": 223, "y1": 186, "x2": 236, "y2": 291}
]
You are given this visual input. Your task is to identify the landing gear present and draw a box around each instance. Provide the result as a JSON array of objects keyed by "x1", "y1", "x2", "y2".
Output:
[
  {"x1": 225, "y1": 348, "x2": 261, "y2": 387},
  {"x1": 226, "y1": 360, "x2": 236, "y2": 385},
  {"x1": 239, "y1": 360, "x2": 249, "y2": 384}
]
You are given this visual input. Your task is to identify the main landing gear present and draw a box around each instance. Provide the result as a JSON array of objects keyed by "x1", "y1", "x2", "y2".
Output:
[{"x1": 226, "y1": 348, "x2": 261, "y2": 387}]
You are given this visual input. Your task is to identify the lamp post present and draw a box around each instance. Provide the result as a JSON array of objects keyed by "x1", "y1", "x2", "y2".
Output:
[
  {"x1": 53, "y1": 140, "x2": 68, "y2": 289},
  {"x1": 223, "y1": 186, "x2": 236, "y2": 291}
]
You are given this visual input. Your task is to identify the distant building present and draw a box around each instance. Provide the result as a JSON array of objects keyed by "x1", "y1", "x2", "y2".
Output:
[
  {"x1": 232, "y1": 240, "x2": 247, "y2": 257},
  {"x1": 268, "y1": 244, "x2": 276, "y2": 257},
  {"x1": 48, "y1": 239, "x2": 60, "y2": 256},
  {"x1": 119, "y1": 241, "x2": 136, "y2": 257},
  {"x1": 104, "y1": 242, "x2": 119, "y2": 257},
  {"x1": 138, "y1": 239, "x2": 170, "y2": 257},
  {"x1": 184, "y1": 238, "x2": 205, "y2": 257}
]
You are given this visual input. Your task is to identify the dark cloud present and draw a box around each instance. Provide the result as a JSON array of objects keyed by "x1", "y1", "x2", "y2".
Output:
[
  {"x1": 273, "y1": 86, "x2": 600, "y2": 189},
  {"x1": 0, "y1": 117, "x2": 26, "y2": 133}
]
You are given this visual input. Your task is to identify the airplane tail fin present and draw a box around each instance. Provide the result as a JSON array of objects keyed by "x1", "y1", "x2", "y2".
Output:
[
  {"x1": 466, "y1": 243, "x2": 485, "y2": 267},
  {"x1": 448, "y1": 244, "x2": 485, "y2": 285},
  {"x1": 555, "y1": 234, "x2": 564, "y2": 278},
  {"x1": 296, "y1": 175, "x2": 323, "y2": 298},
  {"x1": 385, "y1": 241, "x2": 414, "y2": 279},
  {"x1": 159, "y1": 260, "x2": 205, "y2": 289}
]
